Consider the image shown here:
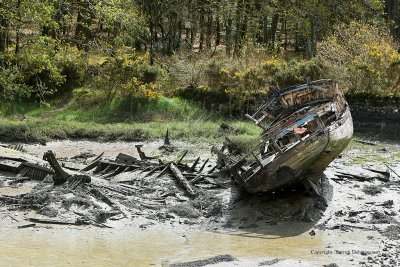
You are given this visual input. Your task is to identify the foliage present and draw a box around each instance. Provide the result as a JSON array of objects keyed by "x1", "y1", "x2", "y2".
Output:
[
  {"x1": 0, "y1": 61, "x2": 32, "y2": 100},
  {"x1": 319, "y1": 21, "x2": 400, "y2": 96},
  {"x1": 0, "y1": 37, "x2": 86, "y2": 100},
  {"x1": 177, "y1": 53, "x2": 325, "y2": 114},
  {"x1": 89, "y1": 49, "x2": 163, "y2": 103}
]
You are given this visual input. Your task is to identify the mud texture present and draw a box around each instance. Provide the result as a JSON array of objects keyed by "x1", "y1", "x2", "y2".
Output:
[{"x1": 0, "y1": 139, "x2": 400, "y2": 266}]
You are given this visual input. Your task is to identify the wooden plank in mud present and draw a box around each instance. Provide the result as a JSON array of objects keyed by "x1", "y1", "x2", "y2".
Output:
[{"x1": 169, "y1": 163, "x2": 197, "y2": 198}]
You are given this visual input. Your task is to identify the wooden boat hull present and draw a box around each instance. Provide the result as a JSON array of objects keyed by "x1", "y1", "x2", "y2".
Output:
[{"x1": 233, "y1": 105, "x2": 353, "y2": 194}]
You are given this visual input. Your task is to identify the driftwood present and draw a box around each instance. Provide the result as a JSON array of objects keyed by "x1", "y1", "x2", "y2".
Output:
[
  {"x1": 156, "y1": 166, "x2": 170, "y2": 178},
  {"x1": 385, "y1": 164, "x2": 400, "y2": 179},
  {"x1": 18, "y1": 223, "x2": 36, "y2": 229},
  {"x1": 164, "y1": 129, "x2": 171, "y2": 145},
  {"x1": 353, "y1": 139, "x2": 376, "y2": 146},
  {"x1": 27, "y1": 217, "x2": 79, "y2": 225},
  {"x1": 169, "y1": 163, "x2": 197, "y2": 198},
  {"x1": 43, "y1": 150, "x2": 71, "y2": 185},
  {"x1": 177, "y1": 150, "x2": 188, "y2": 165},
  {"x1": 190, "y1": 157, "x2": 200, "y2": 172},
  {"x1": 198, "y1": 159, "x2": 209, "y2": 173},
  {"x1": 80, "y1": 160, "x2": 100, "y2": 172}
]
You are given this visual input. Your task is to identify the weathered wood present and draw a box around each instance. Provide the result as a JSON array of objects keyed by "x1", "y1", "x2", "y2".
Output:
[
  {"x1": 384, "y1": 164, "x2": 400, "y2": 179},
  {"x1": 27, "y1": 218, "x2": 78, "y2": 225},
  {"x1": 208, "y1": 165, "x2": 217, "y2": 174},
  {"x1": 353, "y1": 139, "x2": 376, "y2": 146},
  {"x1": 164, "y1": 129, "x2": 171, "y2": 145},
  {"x1": 156, "y1": 166, "x2": 169, "y2": 178},
  {"x1": 91, "y1": 152, "x2": 104, "y2": 163},
  {"x1": 80, "y1": 160, "x2": 100, "y2": 172},
  {"x1": 116, "y1": 153, "x2": 138, "y2": 165},
  {"x1": 177, "y1": 150, "x2": 188, "y2": 165},
  {"x1": 190, "y1": 157, "x2": 200, "y2": 172},
  {"x1": 43, "y1": 151, "x2": 71, "y2": 185},
  {"x1": 190, "y1": 175, "x2": 205, "y2": 184},
  {"x1": 18, "y1": 223, "x2": 36, "y2": 229},
  {"x1": 198, "y1": 159, "x2": 209, "y2": 173},
  {"x1": 89, "y1": 187, "x2": 115, "y2": 206},
  {"x1": 135, "y1": 145, "x2": 147, "y2": 160},
  {"x1": 169, "y1": 163, "x2": 197, "y2": 198}
]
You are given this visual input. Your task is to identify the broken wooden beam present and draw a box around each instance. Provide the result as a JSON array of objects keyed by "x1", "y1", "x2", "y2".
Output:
[
  {"x1": 80, "y1": 160, "x2": 100, "y2": 172},
  {"x1": 198, "y1": 159, "x2": 209, "y2": 173},
  {"x1": 177, "y1": 150, "x2": 188, "y2": 165},
  {"x1": 190, "y1": 157, "x2": 200, "y2": 172},
  {"x1": 164, "y1": 129, "x2": 171, "y2": 146},
  {"x1": 43, "y1": 151, "x2": 71, "y2": 185},
  {"x1": 135, "y1": 145, "x2": 149, "y2": 160},
  {"x1": 18, "y1": 223, "x2": 36, "y2": 229},
  {"x1": 116, "y1": 153, "x2": 139, "y2": 165},
  {"x1": 169, "y1": 163, "x2": 197, "y2": 198},
  {"x1": 156, "y1": 166, "x2": 169, "y2": 178},
  {"x1": 27, "y1": 218, "x2": 79, "y2": 225}
]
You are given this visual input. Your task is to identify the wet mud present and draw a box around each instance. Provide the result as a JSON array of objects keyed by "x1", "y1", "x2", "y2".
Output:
[{"x1": 1, "y1": 139, "x2": 400, "y2": 266}]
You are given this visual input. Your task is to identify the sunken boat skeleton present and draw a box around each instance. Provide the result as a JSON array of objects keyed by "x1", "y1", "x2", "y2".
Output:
[{"x1": 215, "y1": 79, "x2": 353, "y2": 194}]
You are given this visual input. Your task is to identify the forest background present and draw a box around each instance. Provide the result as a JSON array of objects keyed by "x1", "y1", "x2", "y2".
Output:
[{"x1": 0, "y1": 0, "x2": 399, "y2": 142}]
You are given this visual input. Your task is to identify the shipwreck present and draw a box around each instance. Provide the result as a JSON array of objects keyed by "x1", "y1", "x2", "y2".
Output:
[{"x1": 215, "y1": 79, "x2": 353, "y2": 194}]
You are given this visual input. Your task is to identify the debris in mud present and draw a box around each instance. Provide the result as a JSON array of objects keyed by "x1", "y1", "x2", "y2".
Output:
[
  {"x1": 0, "y1": 140, "x2": 335, "y2": 231},
  {"x1": 380, "y1": 225, "x2": 400, "y2": 240},
  {"x1": 322, "y1": 264, "x2": 339, "y2": 267},
  {"x1": 259, "y1": 258, "x2": 282, "y2": 266},
  {"x1": 0, "y1": 143, "x2": 227, "y2": 227},
  {"x1": 370, "y1": 211, "x2": 396, "y2": 224},
  {"x1": 170, "y1": 254, "x2": 236, "y2": 267},
  {"x1": 362, "y1": 185, "x2": 383, "y2": 196}
]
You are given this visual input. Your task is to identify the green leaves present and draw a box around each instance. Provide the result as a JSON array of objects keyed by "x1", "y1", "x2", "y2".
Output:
[{"x1": 319, "y1": 21, "x2": 400, "y2": 96}]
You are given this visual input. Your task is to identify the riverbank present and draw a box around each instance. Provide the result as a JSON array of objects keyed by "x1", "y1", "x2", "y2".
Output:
[{"x1": 1, "y1": 94, "x2": 400, "y2": 145}]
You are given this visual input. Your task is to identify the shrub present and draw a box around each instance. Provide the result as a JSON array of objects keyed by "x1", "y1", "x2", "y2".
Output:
[
  {"x1": 0, "y1": 37, "x2": 86, "y2": 101},
  {"x1": 318, "y1": 21, "x2": 400, "y2": 97}
]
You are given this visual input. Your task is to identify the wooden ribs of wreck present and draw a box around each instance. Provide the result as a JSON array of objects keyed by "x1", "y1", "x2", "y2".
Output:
[{"x1": 221, "y1": 79, "x2": 354, "y2": 193}]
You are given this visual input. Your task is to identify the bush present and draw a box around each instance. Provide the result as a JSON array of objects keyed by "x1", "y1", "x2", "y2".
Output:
[
  {"x1": 177, "y1": 56, "x2": 325, "y2": 114},
  {"x1": 318, "y1": 21, "x2": 400, "y2": 97},
  {"x1": 0, "y1": 62, "x2": 32, "y2": 100},
  {"x1": 0, "y1": 37, "x2": 86, "y2": 101},
  {"x1": 91, "y1": 50, "x2": 164, "y2": 102}
]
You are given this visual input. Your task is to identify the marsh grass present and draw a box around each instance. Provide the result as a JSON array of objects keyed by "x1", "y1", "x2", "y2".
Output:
[{"x1": 0, "y1": 94, "x2": 261, "y2": 144}]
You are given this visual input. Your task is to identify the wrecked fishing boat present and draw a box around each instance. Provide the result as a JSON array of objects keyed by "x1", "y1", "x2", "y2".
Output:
[{"x1": 216, "y1": 79, "x2": 353, "y2": 194}]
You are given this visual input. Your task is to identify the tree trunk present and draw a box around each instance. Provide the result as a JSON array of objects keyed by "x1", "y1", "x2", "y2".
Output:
[
  {"x1": 307, "y1": 16, "x2": 317, "y2": 58},
  {"x1": 199, "y1": 12, "x2": 205, "y2": 51},
  {"x1": 75, "y1": 0, "x2": 94, "y2": 49},
  {"x1": 269, "y1": 14, "x2": 279, "y2": 47},
  {"x1": 263, "y1": 16, "x2": 268, "y2": 44},
  {"x1": 226, "y1": 18, "x2": 232, "y2": 57},
  {"x1": 283, "y1": 17, "x2": 288, "y2": 51},
  {"x1": 150, "y1": 18, "x2": 155, "y2": 65},
  {"x1": 206, "y1": 12, "x2": 213, "y2": 49},
  {"x1": 234, "y1": 0, "x2": 243, "y2": 56},
  {"x1": 0, "y1": 16, "x2": 7, "y2": 53},
  {"x1": 216, "y1": 14, "x2": 221, "y2": 46},
  {"x1": 385, "y1": 0, "x2": 400, "y2": 40}
]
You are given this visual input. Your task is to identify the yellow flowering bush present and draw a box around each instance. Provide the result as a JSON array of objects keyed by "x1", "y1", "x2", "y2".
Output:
[{"x1": 319, "y1": 21, "x2": 400, "y2": 96}]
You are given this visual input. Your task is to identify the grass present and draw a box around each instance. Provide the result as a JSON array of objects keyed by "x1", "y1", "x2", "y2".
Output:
[
  {"x1": 0, "y1": 92, "x2": 262, "y2": 144},
  {"x1": 0, "y1": 117, "x2": 261, "y2": 144}
]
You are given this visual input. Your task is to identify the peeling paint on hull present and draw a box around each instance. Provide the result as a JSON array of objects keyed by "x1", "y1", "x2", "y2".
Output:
[{"x1": 223, "y1": 80, "x2": 354, "y2": 194}]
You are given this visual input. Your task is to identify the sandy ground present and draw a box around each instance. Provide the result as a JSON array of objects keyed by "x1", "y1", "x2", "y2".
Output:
[{"x1": 1, "y1": 139, "x2": 400, "y2": 267}]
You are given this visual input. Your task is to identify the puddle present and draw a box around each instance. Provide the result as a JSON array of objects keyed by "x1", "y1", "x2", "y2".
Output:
[
  {"x1": 0, "y1": 187, "x2": 32, "y2": 196},
  {"x1": 0, "y1": 221, "x2": 381, "y2": 267}
]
